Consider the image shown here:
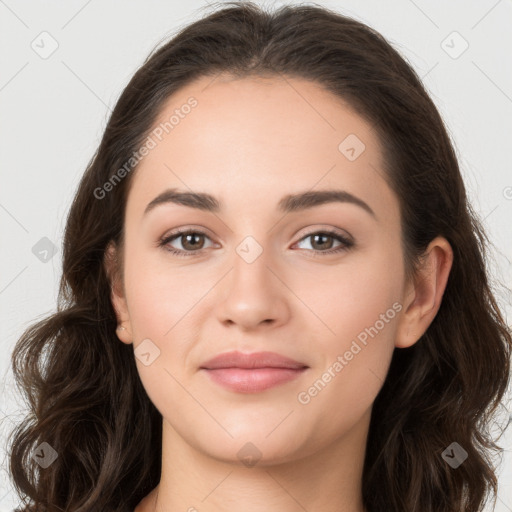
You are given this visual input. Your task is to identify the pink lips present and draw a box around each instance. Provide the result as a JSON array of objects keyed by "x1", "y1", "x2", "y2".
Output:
[{"x1": 200, "y1": 351, "x2": 309, "y2": 393}]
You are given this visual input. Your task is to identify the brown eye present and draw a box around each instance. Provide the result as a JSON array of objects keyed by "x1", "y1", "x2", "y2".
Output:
[
  {"x1": 309, "y1": 233, "x2": 335, "y2": 250},
  {"x1": 180, "y1": 232, "x2": 206, "y2": 251}
]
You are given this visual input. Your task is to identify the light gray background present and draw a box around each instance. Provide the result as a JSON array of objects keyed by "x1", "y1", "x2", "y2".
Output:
[{"x1": 1, "y1": 0, "x2": 511, "y2": 510}]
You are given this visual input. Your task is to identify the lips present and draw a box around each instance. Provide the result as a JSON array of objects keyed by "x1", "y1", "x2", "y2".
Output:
[{"x1": 200, "y1": 351, "x2": 309, "y2": 393}]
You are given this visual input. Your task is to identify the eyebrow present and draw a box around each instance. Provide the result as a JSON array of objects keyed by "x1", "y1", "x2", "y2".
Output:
[{"x1": 144, "y1": 188, "x2": 376, "y2": 218}]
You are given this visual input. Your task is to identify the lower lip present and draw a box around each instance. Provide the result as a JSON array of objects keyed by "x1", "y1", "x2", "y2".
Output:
[{"x1": 201, "y1": 367, "x2": 307, "y2": 393}]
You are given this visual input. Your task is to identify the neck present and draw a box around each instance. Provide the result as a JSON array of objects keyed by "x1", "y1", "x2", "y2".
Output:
[{"x1": 143, "y1": 409, "x2": 371, "y2": 512}]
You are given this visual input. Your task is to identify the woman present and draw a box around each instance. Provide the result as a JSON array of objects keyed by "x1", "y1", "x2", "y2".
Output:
[{"x1": 8, "y1": 2, "x2": 511, "y2": 511}]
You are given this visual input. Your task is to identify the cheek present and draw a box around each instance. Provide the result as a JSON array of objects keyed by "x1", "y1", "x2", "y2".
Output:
[
  {"x1": 123, "y1": 243, "x2": 204, "y2": 338},
  {"x1": 122, "y1": 249, "x2": 205, "y2": 414},
  {"x1": 295, "y1": 247, "x2": 403, "y2": 352},
  {"x1": 292, "y1": 247, "x2": 402, "y2": 411}
]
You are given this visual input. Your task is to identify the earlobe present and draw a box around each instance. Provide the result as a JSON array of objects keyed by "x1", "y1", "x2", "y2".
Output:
[
  {"x1": 395, "y1": 236, "x2": 453, "y2": 349},
  {"x1": 115, "y1": 324, "x2": 133, "y2": 344}
]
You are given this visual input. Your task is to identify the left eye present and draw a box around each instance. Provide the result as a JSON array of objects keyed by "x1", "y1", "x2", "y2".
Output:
[{"x1": 293, "y1": 231, "x2": 350, "y2": 251}]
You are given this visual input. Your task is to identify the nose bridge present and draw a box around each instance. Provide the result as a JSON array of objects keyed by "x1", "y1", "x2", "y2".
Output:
[
  {"x1": 227, "y1": 213, "x2": 276, "y2": 277},
  {"x1": 230, "y1": 233, "x2": 276, "y2": 299}
]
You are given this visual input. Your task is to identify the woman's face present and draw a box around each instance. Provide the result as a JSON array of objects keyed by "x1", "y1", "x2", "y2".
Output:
[{"x1": 111, "y1": 74, "x2": 410, "y2": 465}]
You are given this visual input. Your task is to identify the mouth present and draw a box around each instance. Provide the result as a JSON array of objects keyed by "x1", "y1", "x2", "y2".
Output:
[{"x1": 199, "y1": 351, "x2": 309, "y2": 393}]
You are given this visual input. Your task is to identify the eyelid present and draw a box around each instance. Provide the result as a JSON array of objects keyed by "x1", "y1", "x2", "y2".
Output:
[
  {"x1": 161, "y1": 224, "x2": 352, "y2": 243},
  {"x1": 160, "y1": 225, "x2": 216, "y2": 242},
  {"x1": 294, "y1": 224, "x2": 353, "y2": 243}
]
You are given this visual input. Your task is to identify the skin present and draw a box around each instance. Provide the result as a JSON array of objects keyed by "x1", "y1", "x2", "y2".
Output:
[{"x1": 106, "y1": 74, "x2": 453, "y2": 512}]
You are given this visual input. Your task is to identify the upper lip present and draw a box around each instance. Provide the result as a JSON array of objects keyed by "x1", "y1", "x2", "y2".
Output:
[{"x1": 200, "y1": 351, "x2": 308, "y2": 370}]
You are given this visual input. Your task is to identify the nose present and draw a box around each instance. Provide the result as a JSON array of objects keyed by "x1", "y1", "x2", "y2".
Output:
[{"x1": 216, "y1": 247, "x2": 291, "y2": 331}]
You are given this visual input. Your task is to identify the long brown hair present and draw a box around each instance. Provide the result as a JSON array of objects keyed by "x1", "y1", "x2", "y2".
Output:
[{"x1": 7, "y1": 2, "x2": 511, "y2": 511}]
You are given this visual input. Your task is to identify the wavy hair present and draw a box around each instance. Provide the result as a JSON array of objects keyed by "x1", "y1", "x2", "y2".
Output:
[{"x1": 7, "y1": 2, "x2": 511, "y2": 511}]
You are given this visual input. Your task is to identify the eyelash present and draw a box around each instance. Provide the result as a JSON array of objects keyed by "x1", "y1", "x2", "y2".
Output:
[{"x1": 158, "y1": 228, "x2": 354, "y2": 258}]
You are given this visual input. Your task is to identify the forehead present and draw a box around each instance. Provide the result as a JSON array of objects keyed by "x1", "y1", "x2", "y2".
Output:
[{"x1": 126, "y1": 74, "x2": 397, "y2": 223}]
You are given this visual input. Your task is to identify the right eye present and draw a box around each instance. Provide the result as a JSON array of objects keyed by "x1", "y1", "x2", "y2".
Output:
[{"x1": 159, "y1": 229, "x2": 215, "y2": 257}]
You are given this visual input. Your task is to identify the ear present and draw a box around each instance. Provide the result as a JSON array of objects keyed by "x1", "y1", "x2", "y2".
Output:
[
  {"x1": 104, "y1": 241, "x2": 133, "y2": 345},
  {"x1": 395, "y1": 236, "x2": 453, "y2": 348}
]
